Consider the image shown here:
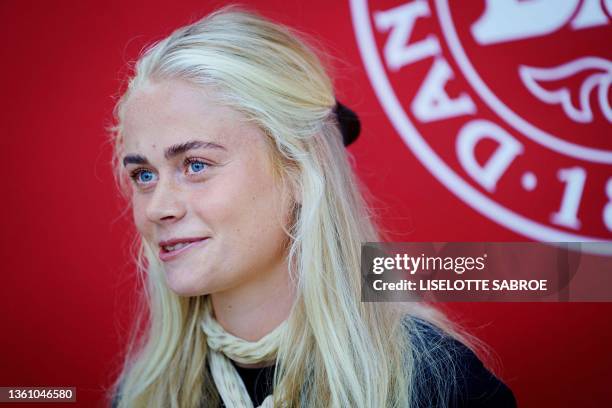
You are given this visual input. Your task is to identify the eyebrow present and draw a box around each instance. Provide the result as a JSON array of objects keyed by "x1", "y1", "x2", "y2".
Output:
[{"x1": 122, "y1": 140, "x2": 226, "y2": 167}]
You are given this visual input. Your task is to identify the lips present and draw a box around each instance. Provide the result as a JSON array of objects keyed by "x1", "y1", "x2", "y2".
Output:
[{"x1": 158, "y1": 237, "x2": 209, "y2": 262}]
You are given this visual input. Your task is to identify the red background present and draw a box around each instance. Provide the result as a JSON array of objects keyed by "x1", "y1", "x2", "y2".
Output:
[{"x1": 1, "y1": 1, "x2": 610, "y2": 407}]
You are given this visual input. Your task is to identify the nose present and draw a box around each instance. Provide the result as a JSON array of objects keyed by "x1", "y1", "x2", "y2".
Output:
[{"x1": 145, "y1": 176, "x2": 187, "y2": 224}]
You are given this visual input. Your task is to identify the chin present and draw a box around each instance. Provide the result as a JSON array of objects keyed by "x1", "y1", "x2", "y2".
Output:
[
  {"x1": 167, "y1": 285, "x2": 200, "y2": 297},
  {"x1": 164, "y1": 269, "x2": 211, "y2": 297}
]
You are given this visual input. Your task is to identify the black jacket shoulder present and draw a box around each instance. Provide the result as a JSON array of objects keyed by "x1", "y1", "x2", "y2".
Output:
[
  {"x1": 405, "y1": 317, "x2": 517, "y2": 408},
  {"x1": 110, "y1": 319, "x2": 517, "y2": 408}
]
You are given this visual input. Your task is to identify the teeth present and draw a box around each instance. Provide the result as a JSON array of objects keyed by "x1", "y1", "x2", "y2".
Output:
[{"x1": 164, "y1": 242, "x2": 190, "y2": 252}]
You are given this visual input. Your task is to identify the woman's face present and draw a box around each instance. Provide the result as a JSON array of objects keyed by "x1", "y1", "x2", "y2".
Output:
[{"x1": 120, "y1": 79, "x2": 293, "y2": 297}]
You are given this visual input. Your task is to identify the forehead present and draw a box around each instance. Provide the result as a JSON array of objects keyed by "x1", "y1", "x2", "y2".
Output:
[{"x1": 121, "y1": 79, "x2": 258, "y2": 153}]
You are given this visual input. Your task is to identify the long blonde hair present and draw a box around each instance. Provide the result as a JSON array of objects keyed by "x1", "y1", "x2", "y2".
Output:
[{"x1": 107, "y1": 5, "x2": 477, "y2": 407}]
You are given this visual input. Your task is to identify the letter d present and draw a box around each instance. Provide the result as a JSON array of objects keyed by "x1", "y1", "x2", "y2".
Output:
[{"x1": 456, "y1": 120, "x2": 523, "y2": 192}]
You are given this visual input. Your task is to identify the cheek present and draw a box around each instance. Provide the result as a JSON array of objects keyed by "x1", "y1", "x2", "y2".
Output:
[
  {"x1": 234, "y1": 181, "x2": 290, "y2": 251},
  {"x1": 199, "y1": 167, "x2": 289, "y2": 246},
  {"x1": 131, "y1": 195, "x2": 150, "y2": 236}
]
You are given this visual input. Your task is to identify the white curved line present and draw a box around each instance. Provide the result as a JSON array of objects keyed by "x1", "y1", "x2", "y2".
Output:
[
  {"x1": 521, "y1": 57, "x2": 612, "y2": 80},
  {"x1": 519, "y1": 58, "x2": 612, "y2": 124},
  {"x1": 599, "y1": 76, "x2": 612, "y2": 122},
  {"x1": 349, "y1": 0, "x2": 612, "y2": 253},
  {"x1": 435, "y1": 0, "x2": 612, "y2": 164}
]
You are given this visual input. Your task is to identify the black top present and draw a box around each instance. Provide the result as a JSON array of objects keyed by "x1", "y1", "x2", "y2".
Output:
[
  {"x1": 112, "y1": 319, "x2": 517, "y2": 407},
  {"x1": 405, "y1": 318, "x2": 516, "y2": 407},
  {"x1": 228, "y1": 360, "x2": 275, "y2": 406},
  {"x1": 220, "y1": 319, "x2": 517, "y2": 408}
]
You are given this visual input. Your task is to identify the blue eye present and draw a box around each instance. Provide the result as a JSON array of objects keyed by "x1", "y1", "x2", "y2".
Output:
[
  {"x1": 186, "y1": 158, "x2": 209, "y2": 174},
  {"x1": 129, "y1": 169, "x2": 157, "y2": 185},
  {"x1": 139, "y1": 170, "x2": 155, "y2": 182}
]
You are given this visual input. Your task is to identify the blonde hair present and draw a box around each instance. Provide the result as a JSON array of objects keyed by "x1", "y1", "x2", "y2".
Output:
[{"x1": 107, "y1": 5, "x2": 480, "y2": 407}]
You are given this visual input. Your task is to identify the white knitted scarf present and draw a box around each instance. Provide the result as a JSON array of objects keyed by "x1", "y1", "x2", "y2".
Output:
[{"x1": 201, "y1": 297, "x2": 287, "y2": 408}]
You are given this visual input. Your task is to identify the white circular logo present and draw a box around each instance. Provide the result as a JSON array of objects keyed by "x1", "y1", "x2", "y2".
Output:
[{"x1": 351, "y1": 0, "x2": 612, "y2": 249}]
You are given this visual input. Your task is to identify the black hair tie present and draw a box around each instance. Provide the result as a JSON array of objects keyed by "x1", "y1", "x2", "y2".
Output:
[{"x1": 334, "y1": 101, "x2": 360, "y2": 146}]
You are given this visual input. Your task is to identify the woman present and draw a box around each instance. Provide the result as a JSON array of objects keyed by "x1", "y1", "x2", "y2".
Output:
[{"x1": 108, "y1": 6, "x2": 516, "y2": 408}]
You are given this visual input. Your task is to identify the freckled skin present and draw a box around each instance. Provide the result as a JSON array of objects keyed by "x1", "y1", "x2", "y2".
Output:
[{"x1": 121, "y1": 79, "x2": 295, "y2": 317}]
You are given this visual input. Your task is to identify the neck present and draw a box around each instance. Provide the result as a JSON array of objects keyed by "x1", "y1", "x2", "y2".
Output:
[{"x1": 210, "y1": 258, "x2": 296, "y2": 361}]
